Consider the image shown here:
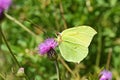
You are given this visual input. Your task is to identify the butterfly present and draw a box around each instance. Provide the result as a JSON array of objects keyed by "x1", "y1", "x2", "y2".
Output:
[{"x1": 57, "y1": 26, "x2": 97, "y2": 63}]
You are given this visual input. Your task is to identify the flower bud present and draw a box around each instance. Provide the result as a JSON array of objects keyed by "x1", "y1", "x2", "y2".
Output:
[{"x1": 16, "y1": 67, "x2": 25, "y2": 77}]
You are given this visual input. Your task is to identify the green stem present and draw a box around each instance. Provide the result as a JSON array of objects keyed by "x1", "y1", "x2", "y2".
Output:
[
  {"x1": 0, "y1": 25, "x2": 29, "y2": 80},
  {"x1": 58, "y1": 56, "x2": 76, "y2": 77},
  {"x1": 0, "y1": 32, "x2": 2, "y2": 49},
  {"x1": 0, "y1": 26, "x2": 21, "y2": 67},
  {"x1": 0, "y1": 22, "x2": 2, "y2": 49},
  {"x1": 4, "y1": 13, "x2": 36, "y2": 37},
  {"x1": 96, "y1": 26, "x2": 102, "y2": 67},
  {"x1": 0, "y1": 73, "x2": 5, "y2": 80},
  {"x1": 106, "y1": 48, "x2": 112, "y2": 70},
  {"x1": 54, "y1": 59, "x2": 61, "y2": 80},
  {"x1": 59, "y1": 0, "x2": 67, "y2": 29}
]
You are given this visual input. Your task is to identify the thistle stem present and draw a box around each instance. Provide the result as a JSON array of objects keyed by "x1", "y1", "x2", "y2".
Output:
[
  {"x1": 106, "y1": 48, "x2": 112, "y2": 70},
  {"x1": 96, "y1": 26, "x2": 102, "y2": 67},
  {"x1": 54, "y1": 59, "x2": 61, "y2": 80},
  {"x1": 0, "y1": 73, "x2": 5, "y2": 80},
  {"x1": 58, "y1": 56, "x2": 76, "y2": 77},
  {"x1": 59, "y1": 0, "x2": 67, "y2": 29},
  {"x1": 4, "y1": 13, "x2": 36, "y2": 37},
  {"x1": 0, "y1": 25, "x2": 29, "y2": 80},
  {"x1": 0, "y1": 26, "x2": 21, "y2": 67}
]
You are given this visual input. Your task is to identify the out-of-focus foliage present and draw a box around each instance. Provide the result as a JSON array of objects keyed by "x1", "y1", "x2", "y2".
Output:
[{"x1": 0, "y1": 0, "x2": 120, "y2": 80}]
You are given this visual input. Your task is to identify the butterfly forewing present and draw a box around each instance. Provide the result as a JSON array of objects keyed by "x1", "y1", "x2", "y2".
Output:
[{"x1": 61, "y1": 26, "x2": 97, "y2": 47}]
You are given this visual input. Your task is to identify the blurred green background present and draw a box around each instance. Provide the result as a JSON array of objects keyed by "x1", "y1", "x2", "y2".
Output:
[{"x1": 0, "y1": 0, "x2": 120, "y2": 80}]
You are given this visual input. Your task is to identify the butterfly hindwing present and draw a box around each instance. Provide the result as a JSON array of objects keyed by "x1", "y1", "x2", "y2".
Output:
[{"x1": 59, "y1": 41, "x2": 88, "y2": 63}]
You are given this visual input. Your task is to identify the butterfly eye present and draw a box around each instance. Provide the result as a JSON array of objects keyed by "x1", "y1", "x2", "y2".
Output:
[
  {"x1": 56, "y1": 32, "x2": 61, "y2": 36},
  {"x1": 55, "y1": 32, "x2": 62, "y2": 43}
]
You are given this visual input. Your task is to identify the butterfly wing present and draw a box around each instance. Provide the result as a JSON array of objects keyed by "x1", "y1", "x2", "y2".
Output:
[
  {"x1": 61, "y1": 26, "x2": 97, "y2": 47},
  {"x1": 59, "y1": 41, "x2": 88, "y2": 63}
]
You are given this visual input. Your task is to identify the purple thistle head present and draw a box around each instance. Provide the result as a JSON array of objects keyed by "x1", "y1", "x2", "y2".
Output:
[
  {"x1": 38, "y1": 38, "x2": 58, "y2": 55},
  {"x1": 0, "y1": 0, "x2": 12, "y2": 20},
  {"x1": 0, "y1": 0, "x2": 12, "y2": 13},
  {"x1": 99, "y1": 70, "x2": 112, "y2": 80}
]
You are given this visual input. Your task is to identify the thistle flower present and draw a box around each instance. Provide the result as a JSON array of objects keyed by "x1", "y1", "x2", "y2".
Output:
[
  {"x1": 0, "y1": 0, "x2": 12, "y2": 12},
  {"x1": 0, "y1": 0, "x2": 12, "y2": 20},
  {"x1": 99, "y1": 70, "x2": 112, "y2": 80},
  {"x1": 38, "y1": 38, "x2": 58, "y2": 55}
]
